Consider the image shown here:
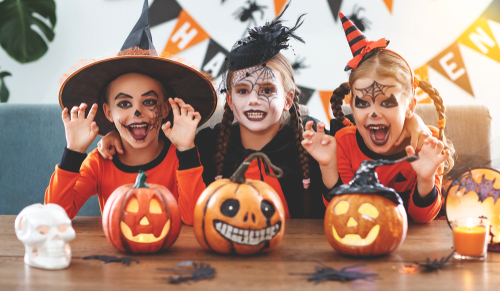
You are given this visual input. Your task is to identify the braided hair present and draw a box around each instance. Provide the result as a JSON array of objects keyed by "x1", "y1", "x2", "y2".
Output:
[{"x1": 330, "y1": 82, "x2": 351, "y2": 122}]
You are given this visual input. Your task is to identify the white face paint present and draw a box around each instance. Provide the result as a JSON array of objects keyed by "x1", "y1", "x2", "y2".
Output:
[
  {"x1": 15, "y1": 204, "x2": 75, "y2": 270},
  {"x1": 230, "y1": 64, "x2": 287, "y2": 133}
]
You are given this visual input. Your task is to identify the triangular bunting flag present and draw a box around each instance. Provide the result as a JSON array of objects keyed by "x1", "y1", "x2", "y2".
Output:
[
  {"x1": 274, "y1": 0, "x2": 289, "y2": 17},
  {"x1": 149, "y1": 0, "x2": 183, "y2": 27},
  {"x1": 482, "y1": 0, "x2": 500, "y2": 24},
  {"x1": 327, "y1": 0, "x2": 344, "y2": 21},
  {"x1": 297, "y1": 86, "x2": 315, "y2": 105},
  {"x1": 162, "y1": 9, "x2": 210, "y2": 56},
  {"x1": 383, "y1": 0, "x2": 393, "y2": 13},
  {"x1": 201, "y1": 39, "x2": 229, "y2": 78},
  {"x1": 414, "y1": 65, "x2": 431, "y2": 104},
  {"x1": 458, "y1": 17, "x2": 500, "y2": 64},
  {"x1": 318, "y1": 90, "x2": 334, "y2": 119},
  {"x1": 427, "y1": 43, "x2": 474, "y2": 96}
]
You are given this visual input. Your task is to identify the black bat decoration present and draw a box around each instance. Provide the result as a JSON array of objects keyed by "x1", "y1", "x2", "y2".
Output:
[
  {"x1": 82, "y1": 255, "x2": 139, "y2": 266},
  {"x1": 158, "y1": 261, "x2": 216, "y2": 284},
  {"x1": 451, "y1": 172, "x2": 500, "y2": 203},
  {"x1": 412, "y1": 250, "x2": 455, "y2": 272},
  {"x1": 294, "y1": 263, "x2": 379, "y2": 283}
]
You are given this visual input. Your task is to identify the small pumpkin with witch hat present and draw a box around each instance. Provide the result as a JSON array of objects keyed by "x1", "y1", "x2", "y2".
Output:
[
  {"x1": 324, "y1": 155, "x2": 417, "y2": 256},
  {"x1": 102, "y1": 171, "x2": 181, "y2": 254},
  {"x1": 194, "y1": 153, "x2": 285, "y2": 255}
]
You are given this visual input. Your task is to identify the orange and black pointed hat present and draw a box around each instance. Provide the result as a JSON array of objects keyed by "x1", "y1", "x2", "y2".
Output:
[{"x1": 339, "y1": 11, "x2": 389, "y2": 71}]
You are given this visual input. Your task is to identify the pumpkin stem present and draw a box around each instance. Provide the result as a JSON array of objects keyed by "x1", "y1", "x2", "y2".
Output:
[
  {"x1": 229, "y1": 152, "x2": 283, "y2": 184},
  {"x1": 133, "y1": 170, "x2": 149, "y2": 188}
]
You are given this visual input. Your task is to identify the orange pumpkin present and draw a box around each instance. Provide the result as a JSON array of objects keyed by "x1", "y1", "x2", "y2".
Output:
[
  {"x1": 445, "y1": 168, "x2": 500, "y2": 251},
  {"x1": 102, "y1": 171, "x2": 181, "y2": 254},
  {"x1": 193, "y1": 153, "x2": 285, "y2": 255},
  {"x1": 324, "y1": 157, "x2": 413, "y2": 256}
]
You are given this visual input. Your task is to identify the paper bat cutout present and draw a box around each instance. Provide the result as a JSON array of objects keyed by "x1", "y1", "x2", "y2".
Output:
[{"x1": 451, "y1": 172, "x2": 500, "y2": 203}]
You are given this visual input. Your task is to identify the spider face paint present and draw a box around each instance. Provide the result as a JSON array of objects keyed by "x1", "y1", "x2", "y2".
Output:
[
  {"x1": 230, "y1": 64, "x2": 287, "y2": 133},
  {"x1": 105, "y1": 73, "x2": 167, "y2": 149},
  {"x1": 351, "y1": 76, "x2": 408, "y2": 155}
]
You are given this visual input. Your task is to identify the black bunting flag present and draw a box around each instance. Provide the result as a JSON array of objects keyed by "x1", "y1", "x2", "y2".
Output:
[
  {"x1": 201, "y1": 39, "x2": 230, "y2": 78},
  {"x1": 149, "y1": 0, "x2": 183, "y2": 27}
]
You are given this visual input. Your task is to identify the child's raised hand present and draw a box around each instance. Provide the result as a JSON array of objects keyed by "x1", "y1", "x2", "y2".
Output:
[
  {"x1": 406, "y1": 136, "x2": 450, "y2": 182},
  {"x1": 301, "y1": 121, "x2": 337, "y2": 167},
  {"x1": 162, "y1": 98, "x2": 201, "y2": 152},
  {"x1": 97, "y1": 130, "x2": 123, "y2": 160},
  {"x1": 62, "y1": 103, "x2": 99, "y2": 153},
  {"x1": 395, "y1": 114, "x2": 432, "y2": 151}
]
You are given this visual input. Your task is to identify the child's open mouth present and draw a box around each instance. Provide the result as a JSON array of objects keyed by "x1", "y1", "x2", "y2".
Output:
[
  {"x1": 127, "y1": 122, "x2": 150, "y2": 140},
  {"x1": 365, "y1": 124, "x2": 390, "y2": 146},
  {"x1": 244, "y1": 110, "x2": 267, "y2": 121}
]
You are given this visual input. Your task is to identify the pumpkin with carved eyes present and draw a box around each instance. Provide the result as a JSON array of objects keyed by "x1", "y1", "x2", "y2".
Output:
[
  {"x1": 324, "y1": 194, "x2": 407, "y2": 256},
  {"x1": 193, "y1": 153, "x2": 285, "y2": 255},
  {"x1": 102, "y1": 171, "x2": 181, "y2": 254}
]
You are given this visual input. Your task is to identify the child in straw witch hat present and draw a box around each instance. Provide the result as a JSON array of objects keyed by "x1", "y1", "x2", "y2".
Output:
[{"x1": 45, "y1": 0, "x2": 217, "y2": 226}]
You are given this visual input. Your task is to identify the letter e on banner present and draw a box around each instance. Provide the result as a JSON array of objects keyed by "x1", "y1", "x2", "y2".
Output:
[{"x1": 439, "y1": 52, "x2": 465, "y2": 81}]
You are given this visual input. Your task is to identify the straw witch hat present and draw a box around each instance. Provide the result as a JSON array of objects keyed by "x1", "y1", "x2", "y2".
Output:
[{"x1": 59, "y1": 0, "x2": 217, "y2": 136}]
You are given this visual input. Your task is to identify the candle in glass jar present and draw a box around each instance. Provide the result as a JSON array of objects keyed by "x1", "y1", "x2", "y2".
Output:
[{"x1": 453, "y1": 226, "x2": 487, "y2": 256}]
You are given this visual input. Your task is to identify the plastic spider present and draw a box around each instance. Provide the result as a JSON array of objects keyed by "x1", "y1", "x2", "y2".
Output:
[
  {"x1": 291, "y1": 56, "x2": 309, "y2": 75},
  {"x1": 234, "y1": 0, "x2": 267, "y2": 36},
  {"x1": 413, "y1": 250, "x2": 455, "y2": 272},
  {"x1": 296, "y1": 263, "x2": 379, "y2": 284},
  {"x1": 349, "y1": 5, "x2": 371, "y2": 32},
  {"x1": 158, "y1": 261, "x2": 216, "y2": 284},
  {"x1": 82, "y1": 255, "x2": 139, "y2": 266}
]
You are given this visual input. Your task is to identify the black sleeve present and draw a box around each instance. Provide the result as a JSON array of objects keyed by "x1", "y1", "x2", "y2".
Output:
[
  {"x1": 411, "y1": 185, "x2": 439, "y2": 208},
  {"x1": 322, "y1": 174, "x2": 344, "y2": 202},
  {"x1": 329, "y1": 113, "x2": 356, "y2": 137},
  {"x1": 176, "y1": 147, "x2": 201, "y2": 170},
  {"x1": 59, "y1": 147, "x2": 87, "y2": 173},
  {"x1": 195, "y1": 124, "x2": 220, "y2": 186}
]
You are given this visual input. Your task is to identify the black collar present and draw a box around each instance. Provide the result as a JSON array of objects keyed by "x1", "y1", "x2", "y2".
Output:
[{"x1": 112, "y1": 139, "x2": 171, "y2": 173}]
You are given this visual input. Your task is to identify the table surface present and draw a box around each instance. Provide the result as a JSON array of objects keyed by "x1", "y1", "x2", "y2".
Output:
[{"x1": 1, "y1": 215, "x2": 499, "y2": 291}]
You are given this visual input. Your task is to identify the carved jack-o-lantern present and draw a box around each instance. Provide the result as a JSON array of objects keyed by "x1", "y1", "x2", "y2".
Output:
[
  {"x1": 102, "y1": 171, "x2": 181, "y2": 254},
  {"x1": 193, "y1": 153, "x2": 285, "y2": 255},
  {"x1": 446, "y1": 168, "x2": 500, "y2": 251},
  {"x1": 324, "y1": 156, "x2": 414, "y2": 256}
]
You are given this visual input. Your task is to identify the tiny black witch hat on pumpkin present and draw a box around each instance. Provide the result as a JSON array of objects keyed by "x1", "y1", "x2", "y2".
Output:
[
  {"x1": 219, "y1": 1, "x2": 306, "y2": 93},
  {"x1": 59, "y1": 0, "x2": 217, "y2": 136},
  {"x1": 325, "y1": 155, "x2": 419, "y2": 205}
]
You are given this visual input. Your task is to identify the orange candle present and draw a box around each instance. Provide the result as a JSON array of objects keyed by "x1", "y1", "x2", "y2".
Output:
[{"x1": 453, "y1": 226, "x2": 487, "y2": 256}]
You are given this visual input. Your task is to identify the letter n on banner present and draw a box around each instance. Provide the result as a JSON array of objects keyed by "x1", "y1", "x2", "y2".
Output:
[
  {"x1": 458, "y1": 17, "x2": 500, "y2": 63},
  {"x1": 318, "y1": 90, "x2": 334, "y2": 119},
  {"x1": 428, "y1": 43, "x2": 474, "y2": 96},
  {"x1": 162, "y1": 9, "x2": 210, "y2": 56}
]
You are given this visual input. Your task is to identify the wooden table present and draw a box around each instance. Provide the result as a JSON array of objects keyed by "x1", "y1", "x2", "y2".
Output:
[{"x1": 0, "y1": 216, "x2": 498, "y2": 290}]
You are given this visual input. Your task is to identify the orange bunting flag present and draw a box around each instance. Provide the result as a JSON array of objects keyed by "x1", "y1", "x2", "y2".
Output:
[
  {"x1": 414, "y1": 65, "x2": 431, "y2": 104},
  {"x1": 427, "y1": 43, "x2": 474, "y2": 97},
  {"x1": 274, "y1": 0, "x2": 289, "y2": 17},
  {"x1": 162, "y1": 9, "x2": 210, "y2": 56},
  {"x1": 458, "y1": 17, "x2": 500, "y2": 64},
  {"x1": 383, "y1": 0, "x2": 393, "y2": 13},
  {"x1": 318, "y1": 90, "x2": 334, "y2": 119}
]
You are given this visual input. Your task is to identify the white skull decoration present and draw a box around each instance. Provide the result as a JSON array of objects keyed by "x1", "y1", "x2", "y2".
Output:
[{"x1": 15, "y1": 203, "x2": 76, "y2": 270}]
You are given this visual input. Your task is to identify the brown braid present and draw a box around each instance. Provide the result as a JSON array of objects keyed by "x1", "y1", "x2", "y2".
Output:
[
  {"x1": 215, "y1": 101, "x2": 234, "y2": 176},
  {"x1": 418, "y1": 80, "x2": 455, "y2": 174},
  {"x1": 330, "y1": 82, "x2": 351, "y2": 121}
]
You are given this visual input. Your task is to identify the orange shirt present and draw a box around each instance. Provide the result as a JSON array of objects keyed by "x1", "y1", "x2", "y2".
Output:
[
  {"x1": 333, "y1": 126, "x2": 443, "y2": 223},
  {"x1": 45, "y1": 144, "x2": 205, "y2": 225}
]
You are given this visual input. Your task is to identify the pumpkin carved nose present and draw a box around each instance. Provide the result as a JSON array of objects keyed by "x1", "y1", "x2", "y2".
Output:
[
  {"x1": 139, "y1": 216, "x2": 149, "y2": 225},
  {"x1": 347, "y1": 217, "x2": 358, "y2": 227}
]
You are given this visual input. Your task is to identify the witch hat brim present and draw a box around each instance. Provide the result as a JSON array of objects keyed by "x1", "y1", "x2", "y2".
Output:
[{"x1": 59, "y1": 0, "x2": 217, "y2": 136}]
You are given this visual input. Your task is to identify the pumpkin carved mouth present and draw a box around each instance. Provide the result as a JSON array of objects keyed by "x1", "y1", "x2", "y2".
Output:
[
  {"x1": 120, "y1": 220, "x2": 170, "y2": 243},
  {"x1": 214, "y1": 220, "x2": 281, "y2": 246},
  {"x1": 331, "y1": 224, "x2": 380, "y2": 247}
]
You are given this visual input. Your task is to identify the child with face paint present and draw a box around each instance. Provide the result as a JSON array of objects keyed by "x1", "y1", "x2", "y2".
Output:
[
  {"x1": 44, "y1": 1, "x2": 217, "y2": 225},
  {"x1": 302, "y1": 12, "x2": 454, "y2": 223}
]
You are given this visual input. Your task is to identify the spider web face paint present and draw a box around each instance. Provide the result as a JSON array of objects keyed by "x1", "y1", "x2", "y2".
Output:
[
  {"x1": 231, "y1": 64, "x2": 286, "y2": 133},
  {"x1": 355, "y1": 81, "x2": 395, "y2": 103}
]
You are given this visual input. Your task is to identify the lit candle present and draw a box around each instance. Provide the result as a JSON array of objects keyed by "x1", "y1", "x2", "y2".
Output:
[{"x1": 453, "y1": 218, "x2": 487, "y2": 257}]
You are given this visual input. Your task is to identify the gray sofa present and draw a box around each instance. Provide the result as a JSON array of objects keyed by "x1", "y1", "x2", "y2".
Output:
[{"x1": 0, "y1": 103, "x2": 492, "y2": 216}]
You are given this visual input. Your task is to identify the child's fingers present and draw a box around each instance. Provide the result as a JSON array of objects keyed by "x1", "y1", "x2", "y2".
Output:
[
  {"x1": 436, "y1": 140, "x2": 444, "y2": 152},
  {"x1": 405, "y1": 145, "x2": 416, "y2": 157},
  {"x1": 191, "y1": 112, "x2": 201, "y2": 122},
  {"x1": 162, "y1": 121, "x2": 172, "y2": 137},
  {"x1": 168, "y1": 98, "x2": 180, "y2": 116},
  {"x1": 113, "y1": 138, "x2": 124, "y2": 154},
  {"x1": 321, "y1": 136, "x2": 331, "y2": 145},
  {"x1": 175, "y1": 98, "x2": 188, "y2": 116},
  {"x1": 304, "y1": 120, "x2": 314, "y2": 131},
  {"x1": 317, "y1": 122, "x2": 326, "y2": 134},
  {"x1": 415, "y1": 132, "x2": 429, "y2": 152},
  {"x1": 183, "y1": 103, "x2": 195, "y2": 114},
  {"x1": 87, "y1": 103, "x2": 98, "y2": 121},
  {"x1": 70, "y1": 106, "x2": 79, "y2": 120},
  {"x1": 78, "y1": 103, "x2": 88, "y2": 119},
  {"x1": 302, "y1": 130, "x2": 314, "y2": 139},
  {"x1": 62, "y1": 108, "x2": 70, "y2": 123}
]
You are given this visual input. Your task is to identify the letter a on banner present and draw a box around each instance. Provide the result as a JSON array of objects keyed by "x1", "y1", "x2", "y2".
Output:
[
  {"x1": 202, "y1": 39, "x2": 229, "y2": 78},
  {"x1": 318, "y1": 90, "x2": 334, "y2": 119},
  {"x1": 458, "y1": 17, "x2": 500, "y2": 64},
  {"x1": 428, "y1": 43, "x2": 474, "y2": 96},
  {"x1": 162, "y1": 9, "x2": 210, "y2": 56}
]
